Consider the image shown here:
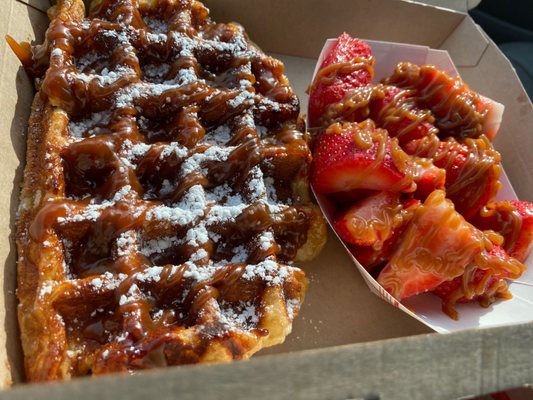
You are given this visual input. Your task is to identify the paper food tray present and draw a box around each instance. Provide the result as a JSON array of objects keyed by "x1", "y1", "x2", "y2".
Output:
[{"x1": 311, "y1": 38, "x2": 533, "y2": 333}]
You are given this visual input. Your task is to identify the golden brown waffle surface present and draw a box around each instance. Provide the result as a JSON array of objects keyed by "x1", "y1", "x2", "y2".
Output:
[{"x1": 14, "y1": 0, "x2": 326, "y2": 381}]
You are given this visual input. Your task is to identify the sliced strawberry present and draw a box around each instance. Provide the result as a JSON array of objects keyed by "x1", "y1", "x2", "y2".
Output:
[
  {"x1": 432, "y1": 268, "x2": 501, "y2": 320},
  {"x1": 472, "y1": 200, "x2": 533, "y2": 262},
  {"x1": 369, "y1": 85, "x2": 438, "y2": 145},
  {"x1": 377, "y1": 190, "x2": 486, "y2": 300},
  {"x1": 384, "y1": 62, "x2": 493, "y2": 139},
  {"x1": 311, "y1": 120, "x2": 415, "y2": 195},
  {"x1": 308, "y1": 33, "x2": 373, "y2": 128},
  {"x1": 347, "y1": 198, "x2": 420, "y2": 272},
  {"x1": 333, "y1": 191, "x2": 401, "y2": 246},
  {"x1": 349, "y1": 244, "x2": 389, "y2": 272},
  {"x1": 404, "y1": 135, "x2": 501, "y2": 219},
  {"x1": 508, "y1": 201, "x2": 533, "y2": 261},
  {"x1": 410, "y1": 157, "x2": 446, "y2": 201},
  {"x1": 433, "y1": 245, "x2": 524, "y2": 319}
]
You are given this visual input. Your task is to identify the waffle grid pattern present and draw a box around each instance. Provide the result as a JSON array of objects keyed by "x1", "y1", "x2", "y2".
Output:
[{"x1": 16, "y1": 0, "x2": 324, "y2": 380}]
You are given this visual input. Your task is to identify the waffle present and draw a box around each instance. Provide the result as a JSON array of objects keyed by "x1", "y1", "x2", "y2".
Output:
[{"x1": 13, "y1": 0, "x2": 326, "y2": 381}]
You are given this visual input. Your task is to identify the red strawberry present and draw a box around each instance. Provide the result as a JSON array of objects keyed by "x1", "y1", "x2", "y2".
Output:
[
  {"x1": 384, "y1": 62, "x2": 494, "y2": 139},
  {"x1": 404, "y1": 135, "x2": 501, "y2": 220},
  {"x1": 507, "y1": 201, "x2": 533, "y2": 261},
  {"x1": 432, "y1": 245, "x2": 524, "y2": 319},
  {"x1": 377, "y1": 190, "x2": 486, "y2": 300},
  {"x1": 349, "y1": 244, "x2": 389, "y2": 272},
  {"x1": 410, "y1": 157, "x2": 446, "y2": 201},
  {"x1": 369, "y1": 85, "x2": 438, "y2": 145},
  {"x1": 333, "y1": 191, "x2": 401, "y2": 246},
  {"x1": 311, "y1": 120, "x2": 415, "y2": 195},
  {"x1": 471, "y1": 200, "x2": 533, "y2": 262},
  {"x1": 347, "y1": 198, "x2": 420, "y2": 272},
  {"x1": 308, "y1": 33, "x2": 373, "y2": 128}
]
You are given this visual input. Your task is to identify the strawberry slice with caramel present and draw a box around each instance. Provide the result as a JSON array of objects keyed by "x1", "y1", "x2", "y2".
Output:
[
  {"x1": 404, "y1": 135, "x2": 501, "y2": 220},
  {"x1": 308, "y1": 33, "x2": 374, "y2": 128},
  {"x1": 433, "y1": 245, "x2": 525, "y2": 319},
  {"x1": 472, "y1": 200, "x2": 533, "y2": 262},
  {"x1": 311, "y1": 120, "x2": 415, "y2": 195},
  {"x1": 377, "y1": 190, "x2": 486, "y2": 300},
  {"x1": 333, "y1": 191, "x2": 403, "y2": 247},
  {"x1": 369, "y1": 85, "x2": 439, "y2": 145},
  {"x1": 346, "y1": 197, "x2": 420, "y2": 272},
  {"x1": 383, "y1": 62, "x2": 497, "y2": 139},
  {"x1": 410, "y1": 157, "x2": 446, "y2": 201}
]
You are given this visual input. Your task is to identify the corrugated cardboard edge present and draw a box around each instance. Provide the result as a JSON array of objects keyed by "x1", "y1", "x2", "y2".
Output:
[{"x1": 3, "y1": 322, "x2": 533, "y2": 400}]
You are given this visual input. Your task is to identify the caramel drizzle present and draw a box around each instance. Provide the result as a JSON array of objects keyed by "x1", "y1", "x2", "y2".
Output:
[
  {"x1": 320, "y1": 85, "x2": 381, "y2": 128},
  {"x1": 408, "y1": 134, "x2": 501, "y2": 199},
  {"x1": 376, "y1": 87, "x2": 438, "y2": 140},
  {"x1": 384, "y1": 62, "x2": 489, "y2": 138},
  {"x1": 319, "y1": 84, "x2": 438, "y2": 143},
  {"x1": 479, "y1": 202, "x2": 523, "y2": 254},
  {"x1": 440, "y1": 247, "x2": 525, "y2": 320},
  {"x1": 310, "y1": 56, "x2": 375, "y2": 94}
]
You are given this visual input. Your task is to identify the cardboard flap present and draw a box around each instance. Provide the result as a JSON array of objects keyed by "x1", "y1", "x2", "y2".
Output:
[
  {"x1": 205, "y1": 0, "x2": 464, "y2": 59},
  {"x1": 440, "y1": 16, "x2": 489, "y2": 67},
  {"x1": 3, "y1": 322, "x2": 533, "y2": 400}
]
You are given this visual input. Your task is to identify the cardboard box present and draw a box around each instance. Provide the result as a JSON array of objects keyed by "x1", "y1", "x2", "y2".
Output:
[{"x1": 1, "y1": 0, "x2": 532, "y2": 398}]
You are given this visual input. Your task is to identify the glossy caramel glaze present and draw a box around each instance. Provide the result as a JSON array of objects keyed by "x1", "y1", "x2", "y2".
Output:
[{"x1": 384, "y1": 62, "x2": 490, "y2": 138}]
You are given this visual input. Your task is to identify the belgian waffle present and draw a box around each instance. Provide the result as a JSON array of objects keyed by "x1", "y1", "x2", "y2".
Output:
[{"x1": 13, "y1": 0, "x2": 326, "y2": 380}]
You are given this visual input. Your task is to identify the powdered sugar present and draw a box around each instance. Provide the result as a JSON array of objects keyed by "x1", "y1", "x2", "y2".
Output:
[
  {"x1": 243, "y1": 259, "x2": 297, "y2": 286},
  {"x1": 147, "y1": 184, "x2": 206, "y2": 225},
  {"x1": 258, "y1": 231, "x2": 275, "y2": 251},
  {"x1": 119, "y1": 283, "x2": 142, "y2": 305},
  {"x1": 144, "y1": 17, "x2": 168, "y2": 34},
  {"x1": 286, "y1": 298, "x2": 301, "y2": 320},
  {"x1": 203, "y1": 125, "x2": 232, "y2": 145},
  {"x1": 89, "y1": 272, "x2": 124, "y2": 291},
  {"x1": 69, "y1": 111, "x2": 111, "y2": 138},
  {"x1": 185, "y1": 224, "x2": 209, "y2": 246},
  {"x1": 180, "y1": 145, "x2": 232, "y2": 177},
  {"x1": 76, "y1": 65, "x2": 135, "y2": 86},
  {"x1": 58, "y1": 185, "x2": 132, "y2": 224},
  {"x1": 120, "y1": 139, "x2": 151, "y2": 169},
  {"x1": 230, "y1": 245, "x2": 248, "y2": 263},
  {"x1": 140, "y1": 236, "x2": 180, "y2": 257},
  {"x1": 116, "y1": 231, "x2": 137, "y2": 257},
  {"x1": 228, "y1": 90, "x2": 255, "y2": 108},
  {"x1": 189, "y1": 248, "x2": 208, "y2": 262},
  {"x1": 181, "y1": 261, "x2": 216, "y2": 282},
  {"x1": 50, "y1": 48, "x2": 62, "y2": 57},
  {"x1": 219, "y1": 300, "x2": 259, "y2": 330},
  {"x1": 136, "y1": 266, "x2": 164, "y2": 283},
  {"x1": 143, "y1": 63, "x2": 171, "y2": 80},
  {"x1": 160, "y1": 141, "x2": 188, "y2": 159}
]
